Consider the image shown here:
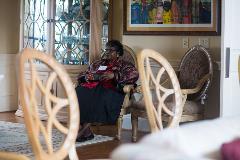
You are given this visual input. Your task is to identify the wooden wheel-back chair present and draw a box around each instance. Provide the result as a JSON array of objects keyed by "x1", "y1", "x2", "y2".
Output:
[
  {"x1": 18, "y1": 48, "x2": 80, "y2": 160},
  {"x1": 116, "y1": 45, "x2": 137, "y2": 140},
  {"x1": 131, "y1": 45, "x2": 213, "y2": 141},
  {"x1": 136, "y1": 49, "x2": 184, "y2": 133},
  {"x1": 0, "y1": 152, "x2": 30, "y2": 160}
]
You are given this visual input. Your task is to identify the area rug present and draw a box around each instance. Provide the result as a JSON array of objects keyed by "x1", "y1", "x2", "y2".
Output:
[{"x1": 0, "y1": 121, "x2": 114, "y2": 158}]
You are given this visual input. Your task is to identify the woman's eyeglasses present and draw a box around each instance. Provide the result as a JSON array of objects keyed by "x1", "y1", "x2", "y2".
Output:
[{"x1": 104, "y1": 48, "x2": 116, "y2": 53}]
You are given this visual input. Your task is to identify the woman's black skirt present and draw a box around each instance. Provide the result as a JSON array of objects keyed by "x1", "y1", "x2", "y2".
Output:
[{"x1": 75, "y1": 85, "x2": 124, "y2": 124}]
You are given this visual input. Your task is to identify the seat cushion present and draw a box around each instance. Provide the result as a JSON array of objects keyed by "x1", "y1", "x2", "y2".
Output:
[
  {"x1": 130, "y1": 99, "x2": 146, "y2": 110},
  {"x1": 182, "y1": 101, "x2": 204, "y2": 114},
  {"x1": 130, "y1": 99, "x2": 203, "y2": 115}
]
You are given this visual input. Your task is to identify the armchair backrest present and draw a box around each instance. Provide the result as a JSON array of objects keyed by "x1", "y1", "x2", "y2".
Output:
[
  {"x1": 121, "y1": 45, "x2": 137, "y2": 68},
  {"x1": 18, "y1": 48, "x2": 79, "y2": 160},
  {"x1": 178, "y1": 45, "x2": 213, "y2": 102},
  {"x1": 137, "y1": 49, "x2": 183, "y2": 132}
]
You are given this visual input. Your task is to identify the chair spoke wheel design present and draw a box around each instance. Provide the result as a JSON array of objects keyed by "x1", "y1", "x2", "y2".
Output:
[
  {"x1": 19, "y1": 48, "x2": 80, "y2": 160},
  {"x1": 137, "y1": 49, "x2": 183, "y2": 132}
]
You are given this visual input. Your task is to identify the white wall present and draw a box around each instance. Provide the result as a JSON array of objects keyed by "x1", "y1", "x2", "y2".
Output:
[{"x1": 220, "y1": 0, "x2": 240, "y2": 117}]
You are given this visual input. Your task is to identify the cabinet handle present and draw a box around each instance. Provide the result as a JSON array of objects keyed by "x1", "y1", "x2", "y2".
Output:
[
  {"x1": 238, "y1": 56, "x2": 240, "y2": 82},
  {"x1": 225, "y1": 47, "x2": 230, "y2": 78}
]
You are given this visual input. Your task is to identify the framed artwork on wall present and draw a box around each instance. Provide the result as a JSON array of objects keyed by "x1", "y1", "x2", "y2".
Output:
[{"x1": 123, "y1": 0, "x2": 221, "y2": 35}]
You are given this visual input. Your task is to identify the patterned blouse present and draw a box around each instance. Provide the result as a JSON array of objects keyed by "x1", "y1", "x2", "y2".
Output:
[{"x1": 77, "y1": 58, "x2": 139, "y2": 91}]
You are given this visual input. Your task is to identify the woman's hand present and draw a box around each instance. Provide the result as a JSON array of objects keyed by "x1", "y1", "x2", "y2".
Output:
[
  {"x1": 85, "y1": 73, "x2": 94, "y2": 81},
  {"x1": 100, "y1": 72, "x2": 114, "y2": 80}
]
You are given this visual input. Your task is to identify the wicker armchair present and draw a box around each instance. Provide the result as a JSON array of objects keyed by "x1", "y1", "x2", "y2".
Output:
[
  {"x1": 130, "y1": 45, "x2": 213, "y2": 141},
  {"x1": 178, "y1": 45, "x2": 213, "y2": 122}
]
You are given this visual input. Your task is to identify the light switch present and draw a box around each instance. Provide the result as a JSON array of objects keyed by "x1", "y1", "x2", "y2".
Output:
[
  {"x1": 199, "y1": 38, "x2": 209, "y2": 48},
  {"x1": 182, "y1": 37, "x2": 189, "y2": 48}
]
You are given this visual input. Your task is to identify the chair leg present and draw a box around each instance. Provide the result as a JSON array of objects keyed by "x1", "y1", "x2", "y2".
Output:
[
  {"x1": 69, "y1": 145, "x2": 79, "y2": 160},
  {"x1": 131, "y1": 113, "x2": 138, "y2": 142},
  {"x1": 116, "y1": 115, "x2": 123, "y2": 140}
]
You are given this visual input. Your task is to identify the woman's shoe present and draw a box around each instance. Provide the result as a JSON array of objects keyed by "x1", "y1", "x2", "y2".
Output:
[{"x1": 76, "y1": 133, "x2": 94, "y2": 142}]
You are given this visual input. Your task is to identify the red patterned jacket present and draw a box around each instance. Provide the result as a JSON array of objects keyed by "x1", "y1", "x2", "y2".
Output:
[{"x1": 77, "y1": 58, "x2": 139, "y2": 91}]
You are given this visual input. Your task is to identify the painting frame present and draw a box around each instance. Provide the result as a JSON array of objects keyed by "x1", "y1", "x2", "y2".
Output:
[{"x1": 123, "y1": 0, "x2": 221, "y2": 35}]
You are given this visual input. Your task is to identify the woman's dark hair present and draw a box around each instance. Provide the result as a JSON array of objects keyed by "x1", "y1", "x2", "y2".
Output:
[{"x1": 106, "y1": 40, "x2": 124, "y2": 56}]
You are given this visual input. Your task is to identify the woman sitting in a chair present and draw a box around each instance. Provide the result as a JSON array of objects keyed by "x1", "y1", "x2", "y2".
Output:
[{"x1": 75, "y1": 40, "x2": 139, "y2": 142}]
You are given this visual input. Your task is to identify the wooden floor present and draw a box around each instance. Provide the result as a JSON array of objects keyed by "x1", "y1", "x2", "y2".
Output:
[{"x1": 0, "y1": 111, "x2": 148, "y2": 160}]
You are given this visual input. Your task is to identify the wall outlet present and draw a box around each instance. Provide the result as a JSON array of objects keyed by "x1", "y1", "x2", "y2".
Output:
[
  {"x1": 199, "y1": 38, "x2": 209, "y2": 48},
  {"x1": 182, "y1": 37, "x2": 189, "y2": 48}
]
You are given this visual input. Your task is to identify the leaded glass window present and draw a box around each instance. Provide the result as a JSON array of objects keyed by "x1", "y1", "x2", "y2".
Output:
[
  {"x1": 22, "y1": 0, "x2": 110, "y2": 65},
  {"x1": 23, "y1": 0, "x2": 48, "y2": 51}
]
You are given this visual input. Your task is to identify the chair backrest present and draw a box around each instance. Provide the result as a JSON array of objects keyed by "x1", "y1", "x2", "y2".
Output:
[
  {"x1": 178, "y1": 45, "x2": 213, "y2": 102},
  {"x1": 18, "y1": 48, "x2": 80, "y2": 160},
  {"x1": 101, "y1": 44, "x2": 136, "y2": 67},
  {"x1": 121, "y1": 45, "x2": 137, "y2": 68},
  {"x1": 137, "y1": 49, "x2": 183, "y2": 132}
]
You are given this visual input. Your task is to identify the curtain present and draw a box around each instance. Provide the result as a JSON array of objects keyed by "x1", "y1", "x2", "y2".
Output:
[{"x1": 89, "y1": 0, "x2": 103, "y2": 63}]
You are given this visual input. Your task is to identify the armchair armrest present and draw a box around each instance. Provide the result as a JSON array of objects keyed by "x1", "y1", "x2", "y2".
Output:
[
  {"x1": 132, "y1": 84, "x2": 162, "y2": 93},
  {"x1": 73, "y1": 81, "x2": 78, "y2": 88},
  {"x1": 133, "y1": 85, "x2": 142, "y2": 93},
  {"x1": 123, "y1": 84, "x2": 134, "y2": 93},
  {"x1": 181, "y1": 73, "x2": 210, "y2": 95}
]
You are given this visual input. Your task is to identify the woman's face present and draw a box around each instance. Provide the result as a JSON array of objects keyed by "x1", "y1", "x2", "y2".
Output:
[{"x1": 104, "y1": 46, "x2": 119, "y2": 61}]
